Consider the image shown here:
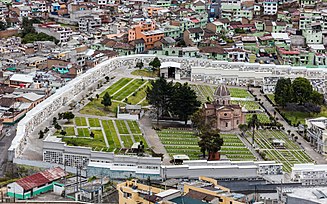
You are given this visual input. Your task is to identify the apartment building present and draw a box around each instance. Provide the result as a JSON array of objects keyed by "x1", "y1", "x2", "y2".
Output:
[
  {"x1": 306, "y1": 117, "x2": 327, "y2": 154},
  {"x1": 263, "y1": 0, "x2": 278, "y2": 15},
  {"x1": 79, "y1": 15, "x2": 102, "y2": 33},
  {"x1": 34, "y1": 23, "x2": 72, "y2": 44},
  {"x1": 291, "y1": 164, "x2": 327, "y2": 185}
]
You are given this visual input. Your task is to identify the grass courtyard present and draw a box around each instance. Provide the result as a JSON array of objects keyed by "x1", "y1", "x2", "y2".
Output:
[
  {"x1": 246, "y1": 130, "x2": 312, "y2": 172},
  {"x1": 80, "y1": 78, "x2": 150, "y2": 116},
  {"x1": 57, "y1": 117, "x2": 148, "y2": 153},
  {"x1": 157, "y1": 129, "x2": 255, "y2": 161}
]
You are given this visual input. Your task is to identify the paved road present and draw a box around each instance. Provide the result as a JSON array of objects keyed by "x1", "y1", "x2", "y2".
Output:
[
  {"x1": 139, "y1": 113, "x2": 171, "y2": 164},
  {"x1": 252, "y1": 88, "x2": 327, "y2": 164},
  {"x1": 0, "y1": 125, "x2": 17, "y2": 177}
]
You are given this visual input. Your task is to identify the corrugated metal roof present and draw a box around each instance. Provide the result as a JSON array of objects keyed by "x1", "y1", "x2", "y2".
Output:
[{"x1": 16, "y1": 167, "x2": 66, "y2": 191}]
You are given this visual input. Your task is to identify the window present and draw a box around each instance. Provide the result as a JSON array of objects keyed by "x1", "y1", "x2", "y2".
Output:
[{"x1": 226, "y1": 122, "x2": 228, "y2": 127}]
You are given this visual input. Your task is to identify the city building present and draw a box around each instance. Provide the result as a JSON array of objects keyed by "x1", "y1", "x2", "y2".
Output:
[
  {"x1": 291, "y1": 163, "x2": 327, "y2": 185},
  {"x1": 278, "y1": 186, "x2": 327, "y2": 204},
  {"x1": 306, "y1": 117, "x2": 327, "y2": 154},
  {"x1": 7, "y1": 167, "x2": 66, "y2": 199}
]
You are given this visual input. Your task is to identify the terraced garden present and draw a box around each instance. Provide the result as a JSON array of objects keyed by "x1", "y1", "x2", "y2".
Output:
[
  {"x1": 80, "y1": 78, "x2": 149, "y2": 116},
  {"x1": 246, "y1": 130, "x2": 313, "y2": 172},
  {"x1": 246, "y1": 113, "x2": 271, "y2": 123},
  {"x1": 157, "y1": 129, "x2": 256, "y2": 161},
  {"x1": 57, "y1": 117, "x2": 148, "y2": 153}
]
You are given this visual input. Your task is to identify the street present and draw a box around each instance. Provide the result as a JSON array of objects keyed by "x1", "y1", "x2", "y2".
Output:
[{"x1": 0, "y1": 125, "x2": 17, "y2": 177}]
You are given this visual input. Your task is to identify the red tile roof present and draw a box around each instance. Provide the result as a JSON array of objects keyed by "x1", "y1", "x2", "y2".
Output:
[{"x1": 16, "y1": 167, "x2": 66, "y2": 191}]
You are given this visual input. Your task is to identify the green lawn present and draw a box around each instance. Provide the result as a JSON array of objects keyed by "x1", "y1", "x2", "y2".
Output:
[
  {"x1": 115, "y1": 120, "x2": 129, "y2": 134},
  {"x1": 231, "y1": 101, "x2": 261, "y2": 111},
  {"x1": 121, "y1": 135, "x2": 134, "y2": 148},
  {"x1": 280, "y1": 106, "x2": 327, "y2": 125},
  {"x1": 88, "y1": 118, "x2": 101, "y2": 127},
  {"x1": 102, "y1": 120, "x2": 121, "y2": 151},
  {"x1": 229, "y1": 88, "x2": 252, "y2": 98},
  {"x1": 266, "y1": 94, "x2": 276, "y2": 105},
  {"x1": 80, "y1": 101, "x2": 120, "y2": 116},
  {"x1": 75, "y1": 117, "x2": 87, "y2": 126},
  {"x1": 246, "y1": 130, "x2": 313, "y2": 172},
  {"x1": 134, "y1": 135, "x2": 148, "y2": 148},
  {"x1": 64, "y1": 127, "x2": 75, "y2": 136},
  {"x1": 77, "y1": 128, "x2": 90, "y2": 137},
  {"x1": 62, "y1": 137, "x2": 107, "y2": 151},
  {"x1": 158, "y1": 129, "x2": 255, "y2": 160},
  {"x1": 102, "y1": 78, "x2": 133, "y2": 96},
  {"x1": 246, "y1": 113, "x2": 271, "y2": 123},
  {"x1": 131, "y1": 69, "x2": 159, "y2": 78},
  {"x1": 113, "y1": 79, "x2": 146, "y2": 101},
  {"x1": 127, "y1": 121, "x2": 142, "y2": 134},
  {"x1": 127, "y1": 83, "x2": 151, "y2": 105}
]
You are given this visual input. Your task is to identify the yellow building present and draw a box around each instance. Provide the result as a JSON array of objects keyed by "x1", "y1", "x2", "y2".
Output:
[{"x1": 117, "y1": 177, "x2": 246, "y2": 204}]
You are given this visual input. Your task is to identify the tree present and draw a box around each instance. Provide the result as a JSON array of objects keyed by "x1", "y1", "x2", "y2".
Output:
[
  {"x1": 292, "y1": 77, "x2": 313, "y2": 104},
  {"x1": 44, "y1": 127, "x2": 49, "y2": 133},
  {"x1": 171, "y1": 82, "x2": 201, "y2": 125},
  {"x1": 274, "y1": 78, "x2": 292, "y2": 107},
  {"x1": 198, "y1": 129, "x2": 224, "y2": 159},
  {"x1": 52, "y1": 117, "x2": 57, "y2": 125},
  {"x1": 137, "y1": 141, "x2": 145, "y2": 155},
  {"x1": 248, "y1": 114, "x2": 260, "y2": 145},
  {"x1": 191, "y1": 110, "x2": 206, "y2": 131},
  {"x1": 149, "y1": 57, "x2": 161, "y2": 70},
  {"x1": 238, "y1": 124, "x2": 248, "y2": 137},
  {"x1": 287, "y1": 130, "x2": 291, "y2": 135},
  {"x1": 294, "y1": 136, "x2": 298, "y2": 142},
  {"x1": 62, "y1": 112, "x2": 75, "y2": 122},
  {"x1": 38, "y1": 130, "x2": 44, "y2": 139},
  {"x1": 105, "y1": 76, "x2": 110, "y2": 82},
  {"x1": 310, "y1": 90, "x2": 324, "y2": 105},
  {"x1": 55, "y1": 123, "x2": 61, "y2": 130},
  {"x1": 96, "y1": 94, "x2": 99, "y2": 99},
  {"x1": 90, "y1": 131, "x2": 94, "y2": 138},
  {"x1": 60, "y1": 130, "x2": 66, "y2": 136},
  {"x1": 146, "y1": 78, "x2": 174, "y2": 124},
  {"x1": 136, "y1": 61, "x2": 144, "y2": 69},
  {"x1": 101, "y1": 92, "x2": 112, "y2": 109}
]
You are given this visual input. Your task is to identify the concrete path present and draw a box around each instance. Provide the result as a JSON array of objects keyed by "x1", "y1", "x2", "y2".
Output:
[
  {"x1": 238, "y1": 134, "x2": 263, "y2": 161},
  {"x1": 139, "y1": 112, "x2": 171, "y2": 165},
  {"x1": 125, "y1": 120, "x2": 136, "y2": 143},
  {"x1": 252, "y1": 88, "x2": 327, "y2": 164},
  {"x1": 99, "y1": 120, "x2": 109, "y2": 148},
  {"x1": 112, "y1": 120, "x2": 124, "y2": 148}
]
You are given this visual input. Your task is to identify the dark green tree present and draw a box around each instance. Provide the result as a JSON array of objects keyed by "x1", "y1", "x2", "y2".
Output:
[
  {"x1": 101, "y1": 92, "x2": 112, "y2": 109},
  {"x1": 52, "y1": 117, "x2": 57, "y2": 125},
  {"x1": 136, "y1": 61, "x2": 144, "y2": 69},
  {"x1": 54, "y1": 123, "x2": 61, "y2": 130},
  {"x1": 248, "y1": 114, "x2": 260, "y2": 145},
  {"x1": 38, "y1": 130, "x2": 44, "y2": 139},
  {"x1": 105, "y1": 76, "x2": 110, "y2": 82},
  {"x1": 274, "y1": 78, "x2": 292, "y2": 107},
  {"x1": 292, "y1": 77, "x2": 313, "y2": 104},
  {"x1": 137, "y1": 141, "x2": 145, "y2": 155},
  {"x1": 198, "y1": 129, "x2": 224, "y2": 159},
  {"x1": 90, "y1": 131, "x2": 94, "y2": 138},
  {"x1": 238, "y1": 124, "x2": 248, "y2": 137},
  {"x1": 146, "y1": 78, "x2": 174, "y2": 124},
  {"x1": 60, "y1": 130, "x2": 67, "y2": 136},
  {"x1": 171, "y1": 82, "x2": 201, "y2": 125},
  {"x1": 191, "y1": 110, "x2": 206, "y2": 131},
  {"x1": 310, "y1": 90, "x2": 324, "y2": 105},
  {"x1": 62, "y1": 112, "x2": 75, "y2": 122},
  {"x1": 149, "y1": 57, "x2": 161, "y2": 70}
]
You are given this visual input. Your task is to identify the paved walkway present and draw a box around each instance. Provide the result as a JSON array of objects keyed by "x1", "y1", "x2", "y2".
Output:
[
  {"x1": 252, "y1": 88, "x2": 327, "y2": 164},
  {"x1": 139, "y1": 112, "x2": 171, "y2": 164}
]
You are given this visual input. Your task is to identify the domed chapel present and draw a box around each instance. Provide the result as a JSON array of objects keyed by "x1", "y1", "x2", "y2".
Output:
[{"x1": 202, "y1": 85, "x2": 246, "y2": 131}]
